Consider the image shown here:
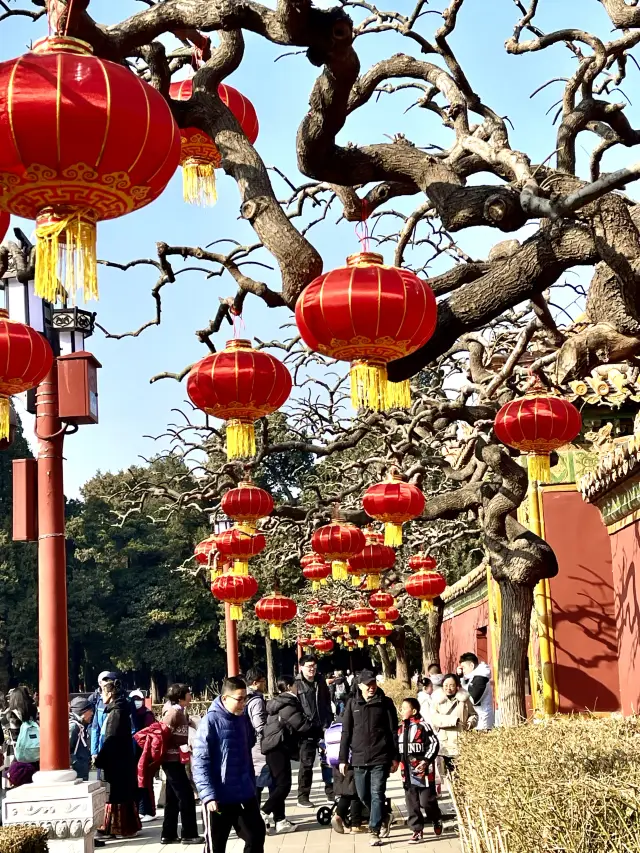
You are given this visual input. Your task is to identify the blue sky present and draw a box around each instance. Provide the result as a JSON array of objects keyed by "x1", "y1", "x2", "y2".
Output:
[{"x1": 0, "y1": 0, "x2": 634, "y2": 496}]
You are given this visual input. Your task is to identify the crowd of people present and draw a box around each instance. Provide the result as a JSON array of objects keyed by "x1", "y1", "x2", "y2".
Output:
[{"x1": 0, "y1": 650, "x2": 494, "y2": 851}]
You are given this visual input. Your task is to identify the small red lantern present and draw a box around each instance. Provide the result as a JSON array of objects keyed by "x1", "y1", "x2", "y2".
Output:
[
  {"x1": 408, "y1": 553, "x2": 437, "y2": 573},
  {"x1": 221, "y1": 481, "x2": 274, "y2": 531},
  {"x1": 312, "y1": 521, "x2": 366, "y2": 581},
  {"x1": 321, "y1": 603, "x2": 339, "y2": 618},
  {"x1": 187, "y1": 340, "x2": 292, "y2": 460},
  {"x1": 0, "y1": 36, "x2": 180, "y2": 303},
  {"x1": 295, "y1": 251, "x2": 437, "y2": 411},
  {"x1": 347, "y1": 529, "x2": 395, "y2": 590},
  {"x1": 170, "y1": 79, "x2": 258, "y2": 206},
  {"x1": 211, "y1": 573, "x2": 258, "y2": 620},
  {"x1": 0, "y1": 310, "x2": 54, "y2": 439},
  {"x1": 302, "y1": 559, "x2": 331, "y2": 590},
  {"x1": 0, "y1": 212, "x2": 8, "y2": 243},
  {"x1": 314, "y1": 637, "x2": 334, "y2": 654},
  {"x1": 216, "y1": 525, "x2": 266, "y2": 575},
  {"x1": 298, "y1": 635, "x2": 313, "y2": 649},
  {"x1": 195, "y1": 534, "x2": 217, "y2": 566},
  {"x1": 494, "y1": 382, "x2": 582, "y2": 482},
  {"x1": 363, "y1": 471, "x2": 425, "y2": 547},
  {"x1": 255, "y1": 593, "x2": 297, "y2": 640},
  {"x1": 369, "y1": 591, "x2": 395, "y2": 620},
  {"x1": 405, "y1": 570, "x2": 446, "y2": 612},
  {"x1": 381, "y1": 606, "x2": 400, "y2": 629},
  {"x1": 347, "y1": 607, "x2": 376, "y2": 637},
  {"x1": 366, "y1": 622, "x2": 392, "y2": 645},
  {"x1": 305, "y1": 609, "x2": 331, "y2": 638}
]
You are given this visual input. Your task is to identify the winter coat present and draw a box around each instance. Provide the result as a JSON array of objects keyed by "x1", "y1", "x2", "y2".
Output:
[
  {"x1": 134, "y1": 721, "x2": 171, "y2": 815},
  {"x1": 339, "y1": 687, "x2": 399, "y2": 767},
  {"x1": 330, "y1": 677, "x2": 349, "y2": 704},
  {"x1": 132, "y1": 705, "x2": 156, "y2": 734},
  {"x1": 416, "y1": 691, "x2": 433, "y2": 724},
  {"x1": 461, "y1": 662, "x2": 494, "y2": 730},
  {"x1": 162, "y1": 702, "x2": 190, "y2": 763},
  {"x1": 192, "y1": 697, "x2": 256, "y2": 806},
  {"x1": 295, "y1": 672, "x2": 333, "y2": 733},
  {"x1": 398, "y1": 716, "x2": 439, "y2": 789},
  {"x1": 90, "y1": 696, "x2": 107, "y2": 756},
  {"x1": 261, "y1": 692, "x2": 313, "y2": 758},
  {"x1": 95, "y1": 696, "x2": 138, "y2": 804},
  {"x1": 245, "y1": 689, "x2": 268, "y2": 775},
  {"x1": 430, "y1": 689, "x2": 478, "y2": 758},
  {"x1": 69, "y1": 713, "x2": 92, "y2": 781},
  {"x1": 332, "y1": 764, "x2": 357, "y2": 798}
]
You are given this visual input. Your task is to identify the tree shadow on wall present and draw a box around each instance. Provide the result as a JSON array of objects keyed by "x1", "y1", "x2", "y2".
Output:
[{"x1": 554, "y1": 663, "x2": 620, "y2": 712}]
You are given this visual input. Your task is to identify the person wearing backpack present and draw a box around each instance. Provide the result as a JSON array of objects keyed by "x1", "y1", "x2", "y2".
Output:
[
  {"x1": 69, "y1": 697, "x2": 94, "y2": 781},
  {"x1": 330, "y1": 671, "x2": 349, "y2": 717},
  {"x1": 9, "y1": 687, "x2": 39, "y2": 769},
  {"x1": 261, "y1": 675, "x2": 313, "y2": 834}
]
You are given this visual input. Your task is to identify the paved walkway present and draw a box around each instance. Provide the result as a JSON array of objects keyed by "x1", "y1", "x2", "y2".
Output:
[{"x1": 107, "y1": 769, "x2": 460, "y2": 853}]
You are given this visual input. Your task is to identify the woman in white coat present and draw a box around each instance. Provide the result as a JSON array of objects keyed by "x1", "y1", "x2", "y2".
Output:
[{"x1": 430, "y1": 673, "x2": 478, "y2": 773}]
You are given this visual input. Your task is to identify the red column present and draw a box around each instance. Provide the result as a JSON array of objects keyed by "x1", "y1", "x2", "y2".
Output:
[
  {"x1": 225, "y1": 603, "x2": 239, "y2": 677},
  {"x1": 36, "y1": 362, "x2": 70, "y2": 772}
]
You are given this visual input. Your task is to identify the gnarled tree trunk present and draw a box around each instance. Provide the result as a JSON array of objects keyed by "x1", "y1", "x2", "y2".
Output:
[
  {"x1": 420, "y1": 599, "x2": 444, "y2": 672},
  {"x1": 377, "y1": 643, "x2": 393, "y2": 679},
  {"x1": 265, "y1": 633, "x2": 276, "y2": 696},
  {"x1": 497, "y1": 581, "x2": 533, "y2": 726},
  {"x1": 390, "y1": 626, "x2": 410, "y2": 687}
]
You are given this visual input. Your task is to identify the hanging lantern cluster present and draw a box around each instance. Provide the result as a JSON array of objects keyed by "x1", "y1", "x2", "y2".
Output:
[
  {"x1": 211, "y1": 572, "x2": 258, "y2": 621},
  {"x1": 255, "y1": 592, "x2": 297, "y2": 640},
  {"x1": 312, "y1": 519, "x2": 365, "y2": 581},
  {"x1": 0, "y1": 36, "x2": 180, "y2": 303},
  {"x1": 0, "y1": 310, "x2": 54, "y2": 438},
  {"x1": 369, "y1": 590, "x2": 395, "y2": 619},
  {"x1": 305, "y1": 608, "x2": 331, "y2": 638},
  {"x1": 187, "y1": 340, "x2": 292, "y2": 460},
  {"x1": 405, "y1": 567, "x2": 446, "y2": 612},
  {"x1": 366, "y1": 622, "x2": 392, "y2": 645},
  {"x1": 363, "y1": 471, "x2": 425, "y2": 546},
  {"x1": 216, "y1": 526, "x2": 266, "y2": 576},
  {"x1": 170, "y1": 80, "x2": 259, "y2": 207},
  {"x1": 494, "y1": 380, "x2": 582, "y2": 482},
  {"x1": 221, "y1": 481, "x2": 274, "y2": 532},
  {"x1": 295, "y1": 251, "x2": 437, "y2": 411},
  {"x1": 302, "y1": 555, "x2": 331, "y2": 590},
  {"x1": 347, "y1": 529, "x2": 395, "y2": 590},
  {"x1": 194, "y1": 534, "x2": 231, "y2": 582},
  {"x1": 347, "y1": 607, "x2": 376, "y2": 639}
]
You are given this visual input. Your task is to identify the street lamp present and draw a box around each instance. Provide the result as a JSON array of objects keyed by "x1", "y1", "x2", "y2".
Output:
[{"x1": 208, "y1": 512, "x2": 241, "y2": 676}]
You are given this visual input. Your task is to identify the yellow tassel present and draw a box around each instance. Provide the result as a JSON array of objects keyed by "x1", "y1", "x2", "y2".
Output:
[
  {"x1": 270, "y1": 625, "x2": 283, "y2": 641},
  {"x1": 233, "y1": 560, "x2": 249, "y2": 576},
  {"x1": 527, "y1": 453, "x2": 551, "y2": 484},
  {"x1": 358, "y1": 626, "x2": 366, "y2": 637},
  {"x1": 367, "y1": 574, "x2": 380, "y2": 591},
  {"x1": 367, "y1": 638, "x2": 374, "y2": 646},
  {"x1": 238, "y1": 522, "x2": 257, "y2": 534},
  {"x1": 312, "y1": 581, "x2": 320, "y2": 591},
  {"x1": 182, "y1": 160, "x2": 218, "y2": 206},
  {"x1": 385, "y1": 379, "x2": 411, "y2": 409},
  {"x1": 321, "y1": 578, "x2": 328, "y2": 586},
  {"x1": 421, "y1": 599, "x2": 434, "y2": 613},
  {"x1": 384, "y1": 522, "x2": 403, "y2": 547},
  {"x1": 230, "y1": 605, "x2": 243, "y2": 620},
  {"x1": 226, "y1": 420, "x2": 256, "y2": 460},
  {"x1": 352, "y1": 575, "x2": 361, "y2": 587},
  {"x1": 210, "y1": 568, "x2": 221, "y2": 582},
  {"x1": 0, "y1": 398, "x2": 9, "y2": 441},
  {"x1": 357, "y1": 640, "x2": 364, "y2": 648},
  {"x1": 380, "y1": 637, "x2": 386, "y2": 645},
  {"x1": 385, "y1": 622, "x2": 393, "y2": 630},
  {"x1": 35, "y1": 210, "x2": 97, "y2": 304},
  {"x1": 315, "y1": 627, "x2": 323, "y2": 638},
  {"x1": 332, "y1": 560, "x2": 348, "y2": 581},
  {"x1": 377, "y1": 609, "x2": 386, "y2": 620},
  {"x1": 350, "y1": 361, "x2": 387, "y2": 411},
  {"x1": 336, "y1": 636, "x2": 342, "y2": 645}
]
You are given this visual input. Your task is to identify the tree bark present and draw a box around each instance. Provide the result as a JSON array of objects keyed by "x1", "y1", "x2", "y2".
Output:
[
  {"x1": 497, "y1": 581, "x2": 533, "y2": 726},
  {"x1": 265, "y1": 633, "x2": 276, "y2": 697},
  {"x1": 420, "y1": 599, "x2": 444, "y2": 672},
  {"x1": 150, "y1": 671, "x2": 165, "y2": 704},
  {"x1": 377, "y1": 643, "x2": 393, "y2": 679},
  {"x1": 390, "y1": 627, "x2": 410, "y2": 687}
]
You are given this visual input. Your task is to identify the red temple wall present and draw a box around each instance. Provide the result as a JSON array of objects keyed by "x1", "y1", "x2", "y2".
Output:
[
  {"x1": 609, "y1": 519, "x2": 640, "y2": 714},
  {"x1": 441, "y1": 598, "x2": 491, "y2": 674},
  {"x1": 542, "y1": 489, "x2": 620, "y2": 713}
]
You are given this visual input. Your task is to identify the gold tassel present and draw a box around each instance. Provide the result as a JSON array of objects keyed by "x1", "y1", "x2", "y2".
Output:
[
  {"x1": 182, "y1": 160, "x2": 218, "y2": 206},
  {"x1": 350, "y1": 360, "x2": 387, "y2": 411},
  {"x1": 367, "y1": 638, "x2": 374, "y2": 646},
  {"x1": 367, "y1": 574, "x2": 380, "y2": 591},
  {"x1": 358, "y1": 626, "x2": 366, "y2": 637},
  {"x1": 314, "y1": 627, "x2": 323, "y2": 638},
  {"x1": 332, "y1": 560, "x2": 348, "y2": 581},
  {"x1": 321, "y1": 578, "x2": 328, "y2": 586},
  {"x1": 312, "y1": 581, "x2": 320, "y2": 591},
  {"x1": 384, "y1": 522, "x2": 403, "y2": 547},
  {"x1": 380, "y1": 637, "x2": 386, "y2": 645},
  {"x1": 226, "y1": 420, "x2": 256, "y2": 460},
  {"x1": 421, "y1": 599, "x2": 434, "y2": 613},
  {"x1": 233, "y1": 560, "x2": 249, "y2": 576},
  {"x1": 527, "y1": 453, "x2": 551, "y2": 484},
  {"x1": 357, "y1": 640, "x2": 364, "y2": 648},
  {"x1": 385, "y1": 379, "x2": 411, "y2": 409},
  {"x1": 210, "y1": 568, "x2": 221, "y2": 582},
  {"x1": 230, "y1": 605, "x2": 243, "y2": 620},
  {"x1": 270, "y1": 624, "x2": 283, "y2": 641},
  {"x1": 385, "y1": 622, "x2": 393, "y2": 630},
  {"x1": 352, "y1": 575, "x2": 361, "y2": 587},
  {"x1": 35, "y1": 210, "x2": 97, "y2": 303},
  {"x1": 377, "y1": 609, "x2": 386, "y2": 620},
  {"x1": 0, "y1": 398, "x2": 9, "y2": 440}
]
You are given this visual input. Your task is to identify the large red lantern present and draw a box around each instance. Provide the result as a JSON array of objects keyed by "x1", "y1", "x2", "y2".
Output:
[
  {"x1": 221, "y1": 481, "x2": 274, "y2": 531},
  {"x1": 312, "y1": 521, "x2": 366, "y2": 581},
  {"x1": 0, "y1": 213, "x2": 8, "y2": 243},
  {"x1": 255, "y1": 593, "x2": 297, "y2": 640},
  {"x1": 170, "y1": 79, "x2": 259, "y2": 206},
  {"x1": 347, "y1": 607, "x2": 376, "y2": 637},
  {"x1": 302, "y1": 558, "x2": 331, "y2": 590},
  {"x1": 494, "y1": 384, "x2": 582, "y2": 482},
  {"x1": 211, "y1": 573, "x2": 258, "y2": 620},
  {"x1": 369, "y1": 591, "x2": 395, "y2": 620},
  {"x1": 305, "y1": 609, "x2": 331, "y2": 638},
  {"x1": 0, "y1": 36, "x2": 180, "y2": 303},
  {"x1": 405, "y1": 570, "x2": 446, "y2": 612},
  {"x1": 216, "y1": 525, "x2": 266, "y2": 575},
  {"x1": 313, "y1": 637, "x2": 334, "y2": 654},
  {"x1": 187, "y1": 339, "x2": 292, "y2": 460},
  {"x1": 366, "y1": 622, "x2": 392, "y2": 645},
  {"x1": 347, "y1": 530, "x2": 395, "y2": 590},
  {"x1": 408, "y1": 553, "x2": 437, "y2": 573},
  {"x1": 363, "y1": 472, "x2": 425, "y2": 546},
  {"x1": 295, "y1": 251, "x2": 437, "y2": 411},
  {"x1": 0, "y1": 310, "x2": 53, "y2": 439}
]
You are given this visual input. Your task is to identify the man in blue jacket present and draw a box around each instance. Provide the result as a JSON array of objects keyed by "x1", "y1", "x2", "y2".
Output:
[{"x1": 192, "y1": 676, "x2": 265, "y2": 853}]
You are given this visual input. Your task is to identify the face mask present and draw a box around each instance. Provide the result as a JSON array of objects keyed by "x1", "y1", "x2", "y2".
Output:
[{"x1": 134, "y1": 700, "x2": 143, "y2": 710}]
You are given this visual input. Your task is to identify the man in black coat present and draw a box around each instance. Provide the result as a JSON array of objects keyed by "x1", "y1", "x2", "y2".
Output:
[
  {"x1": 295, "y1": 654, "x2": 333, "y2": 807},
  {"x1": 339, "y1": 671, "x2": 399, "y2": 846}
]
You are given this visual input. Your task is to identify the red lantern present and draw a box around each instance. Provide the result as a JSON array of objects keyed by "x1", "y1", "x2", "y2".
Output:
[
  {"x1": 211, "y1": 573, "x2": 258, "y2": 620},
  {"x1": 221, "y1": 481, "x2": 274, "y2": 531},
  {"x1": 298, "y1": 635, "x2": 313, "y2": 649},
  {"x1": 321, "y1": 604, "x2": 338, "y2": 618},
  {"x1": 347, "y1": 529, "x2": 395, "y2": 590},
  {"x1": 347, "y1": 607, "x2": 376, "y2": 637},
  {"x1": 295, "y1": 251, "x2": 437, "y2": 411},
  {"x1": 363, "y1": 472, "x2": 425, "y2": 546},
  {"x1": 381, "y1": 606, "x2": 400, "y2": 629},
  {"x1": 0, "y1": 213, "x2": 8, "y2": 243},
  {"x1": 0, "y1": 310, "x2": 53, "y2": 439},
  {"x1": 313, "y1": 637, "x2": 334, "y2": 654},
  {"x1": 305, "y1": 609, "x2": 331, "y2": 638},
  {"x1": 494, "y1": 385, "x2": 582, "y2": 482},
  {"x1": 369, "y1": 591, "x2": 395, "y2": 620},
  {"x1": 169, "y1": 80, "x2": 258, "y2": 206},
  {"x1": 255, "y1": 593, "x2": 297, "y2": 640},
  {"x1": 0, "y1": 36, "x2": 180, "y2": 303},
  {"x1": 312, "y1": 522, "x2": 366, "y2": 581},
  {"x1": 408, "y1": 553, "x2": 437, "y2": 573},
  {"x1": 187, "y1": 339, "x2": 292, "y2": 460},
  {"x1": 405, "y1": 570, "x2": 446, "y2": 612},
  {"x1": 302, "y1": 559, "x2": 331, "y2": 590},
  {"x1": 366, "y1": 622, "x2": 392, "y2": 645},
  {"x1": 216, "y1": 525, "x2": 266, "y2": 576}
]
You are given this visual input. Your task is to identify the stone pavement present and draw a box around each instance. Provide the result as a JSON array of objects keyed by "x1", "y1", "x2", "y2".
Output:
[{"x1": 106, "y1": 768, "x2": 460, "y2": 853}]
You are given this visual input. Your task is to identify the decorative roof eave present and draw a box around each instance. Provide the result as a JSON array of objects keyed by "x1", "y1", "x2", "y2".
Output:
[
  {"x1": 578, "y1": 433, "x2": 640, "y2": 503},
  {"x1": 441, "y1": 561, "x2": 487, "y2": 604}
]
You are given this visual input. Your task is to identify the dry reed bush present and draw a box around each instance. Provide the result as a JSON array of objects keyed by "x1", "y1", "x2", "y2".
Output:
[
  {"x1": 0, "y1": 826, "x2": 48, "y2": 853},
  {"x1": 379, "y1": 678, "x2": 415, "y2": 711},
  {"x1": 452, "y1": 715, "x2": 640, "y2": 853}
]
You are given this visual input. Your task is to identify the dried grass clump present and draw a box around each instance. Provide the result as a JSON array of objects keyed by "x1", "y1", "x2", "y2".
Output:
[
  {"x1": 0, "y1": 826, "x2": 48, "y2": 853},
  {"x1": 453, "y1": 715, "x2": 640, "y2": 853},
  {"x1": 379, "y1": 678, "x2": 415, "y2": 711}
]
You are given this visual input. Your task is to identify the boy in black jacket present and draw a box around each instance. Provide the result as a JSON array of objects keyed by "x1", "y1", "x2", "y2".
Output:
[{"x1": 398, "y1": 698, "x2": 442, "y2": 843}]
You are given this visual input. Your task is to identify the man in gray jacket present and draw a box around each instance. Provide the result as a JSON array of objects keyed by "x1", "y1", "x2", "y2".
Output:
[{"x1": 244, "y1": 668, "x2": 272, "y2": 800}]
